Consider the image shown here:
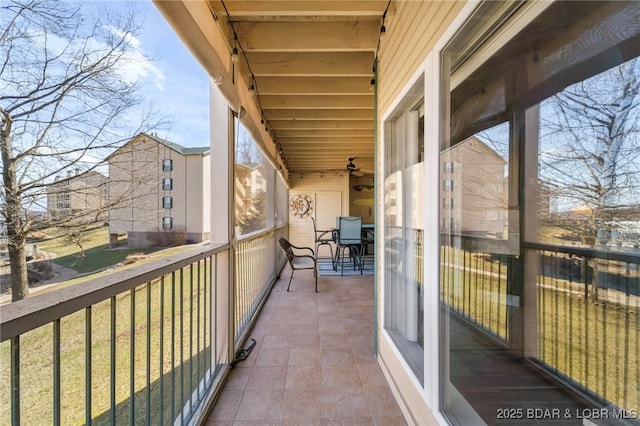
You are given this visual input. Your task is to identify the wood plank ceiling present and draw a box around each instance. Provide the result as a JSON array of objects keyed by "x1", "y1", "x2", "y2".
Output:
[{"x1": 207, "y1": 0, "x2": 389, "y2": 175}]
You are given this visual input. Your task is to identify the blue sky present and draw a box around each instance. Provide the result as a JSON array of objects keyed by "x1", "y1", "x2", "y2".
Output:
[{"x1": 107, "y1": 0, "x2": 211, "y2": 148}]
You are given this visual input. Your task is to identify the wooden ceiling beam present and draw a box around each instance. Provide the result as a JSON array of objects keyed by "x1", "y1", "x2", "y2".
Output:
[
  {"x1": 278, "y1": 137, "x2": 372, "y2": 144},
  {"x1": 271, "y1": 120, "x2": 373, "y2": 129},
  {"x1": 282, "y1": 155, "x2": 373, "y2": 163},
  {"x1": 235, "y1": 21, "x2": 379, "y2": 51},
  {"x1": 246, "y1": 52, "x2": 374, "y2": 76},
  {"x1": 276, "y1": 129, "x2": 374, "y2": 137},
  {"x1": 208, "y1": 1, "x2": 388, "y2": 17},
  {"x1": 286, "y1": 155, "x2": 373, "y2": 161},
  {"x1": 287, "y1": 159, "x2": 373, "y2": 167},
  {"x1": 257, "y1": 76, "x2": 372, "y2": 95},
  {"x1": 265, "y1": 109, "x2": 373, "y2": 120},
  {"x1": 260, "y1": 95, "x2": 373, "y2": 109}
]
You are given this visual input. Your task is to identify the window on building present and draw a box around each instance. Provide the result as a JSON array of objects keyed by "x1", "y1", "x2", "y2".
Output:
[
  {"x1": 162, "y1": 217, "x2": 173, "y2": 230},
  {"x1": 162, "y1": 196, "x2": 173, "y2": 209},
  {"x1": 162, "y1": 177, "x2": 173, "y2": 191},
  {"x1": 162, "y1": 158, "x2": 173, "y2": 172},
  {"x1": 444, "y1": 161, "x2": 454, "y2": 173},
  {"x1": 443, "y1": 179, "x2": 453, "y2": 192},
  {"x1": 443, "y1": 217, "x2": 452, "y2": 228},
  {"x1": 383, "y1": 78, "x2": 425, "y2": 384}
]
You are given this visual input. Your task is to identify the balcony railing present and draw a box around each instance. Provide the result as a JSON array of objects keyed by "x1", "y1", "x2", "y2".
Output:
[
  {"x1": 234, "y1": 226, "x2": 288, "y2": 344},
  {"x1": 441, "y1": 235, "x2": 639, "y2": 414},
  {"x1": 528, "y1": 243, "x2": 640, "y2": 413},
  {"x1": 441, "y1": 236, "x2": 512, "y2": 341},
  {"x1": 0, "y1": 225, "x2": 287, "y2": 426}
]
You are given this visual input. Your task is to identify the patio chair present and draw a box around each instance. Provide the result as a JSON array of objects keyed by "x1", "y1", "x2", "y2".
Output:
[
  {"x1": 334, "y1": 216, "x2": 363, "y2": 276},
  {"x1": 278, "y1": 237, "x2": 318, "y2": 292},
  {"x1": 311, "y1": 216, "x2": 335, "y2": 260}
]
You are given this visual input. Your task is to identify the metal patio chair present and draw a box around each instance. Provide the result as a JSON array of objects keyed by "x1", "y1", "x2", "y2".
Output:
[
  {"x1": 311, "y1": 216, "x2": 335, "y2": 260},
  {"x1": 278, "y1": 237, "x2": 318, "y2": 292},
  {"x1": 334, "y1": 216, "x2": 364, "y2": 276}
]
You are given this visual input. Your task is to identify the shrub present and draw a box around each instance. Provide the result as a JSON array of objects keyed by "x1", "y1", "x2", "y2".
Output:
[
  {"x1": 146, "y1": 226, "x2": 188, "y2": 247},
  {"x1": 124, "y1": 252, "x2": 151, "y2": 265}
]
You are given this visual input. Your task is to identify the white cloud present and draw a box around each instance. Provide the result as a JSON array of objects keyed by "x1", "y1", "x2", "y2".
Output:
[
  {"x1": 30, "y1": 23, "x2": 165, "y2": 92},
  {"x1": 104, "y1": 24, "x2": 165, "y2": 90}
]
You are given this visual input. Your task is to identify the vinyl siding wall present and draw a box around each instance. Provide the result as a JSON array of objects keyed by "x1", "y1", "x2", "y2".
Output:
[
  {"x1": 287, "y1": 173, "x2": 349, "y2": 250},
  {"x1": 375, "y1": 1, "x2": 467, "y2": 424},
  {"x1": 378, "y1": 1, "x2": 464, "y2": 114}
]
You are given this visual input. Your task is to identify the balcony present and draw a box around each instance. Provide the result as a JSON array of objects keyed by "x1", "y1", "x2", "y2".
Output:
[
  {"x1": 2, "y1": 225, "x2": 639, "y2": 425},
  {"x1": 204, "y1": 270, "x2": 404, "y2": 424},
  {"x1": 0, "y1": 227, "x2": 405, "y2": 425},
  {"x1": 2, "y1": 0, "x2": 640, "y2": 425}
]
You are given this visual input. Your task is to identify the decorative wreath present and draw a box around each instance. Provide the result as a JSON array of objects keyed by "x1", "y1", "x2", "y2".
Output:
[{"x1": 289, "y1": 194, "x2": 313, "y2": 218}]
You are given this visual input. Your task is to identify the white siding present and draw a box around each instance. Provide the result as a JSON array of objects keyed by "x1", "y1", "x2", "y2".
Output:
[
  {"x1": 378, "y1": 1, "x2": 463, "y2": 114},
  {"x1": 376, "y1": 1, "x2": 468, "y2": 423},
  {"x1": 287, "y1": 173, "x2": 349, "y2": 249}
]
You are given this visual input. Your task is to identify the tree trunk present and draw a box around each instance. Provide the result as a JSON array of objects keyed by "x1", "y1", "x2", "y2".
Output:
[
  {"x1": 1, "y1": 112, "x2": 30, "y2": 300},
  {"x1": 7, "y1": 236, "x2": 29, "y2": 301}
]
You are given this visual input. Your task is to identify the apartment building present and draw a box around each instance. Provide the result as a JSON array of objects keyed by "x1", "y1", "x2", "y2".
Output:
[
  {"x1": 108, "y1": 133, "x2": 210, "y2": 248},
  {"x1": 441, "y1": 136, "x2": 508, "y2": 237},
  {"x1": 46, "y1": 169, "x2": 107, "y2": 221}
]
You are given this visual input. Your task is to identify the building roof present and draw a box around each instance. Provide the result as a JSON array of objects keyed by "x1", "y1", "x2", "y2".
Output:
[
  {"x1": 144, "y1": 133, "x2": 209, "y2": 155},
  {"x1": 107, "y1": 133, "x2": 209, "y2": 160}
]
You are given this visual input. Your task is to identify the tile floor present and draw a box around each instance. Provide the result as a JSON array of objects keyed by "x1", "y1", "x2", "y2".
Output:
[{"x1": 204, "y1": 266, "x2": 407, "y2": 426}]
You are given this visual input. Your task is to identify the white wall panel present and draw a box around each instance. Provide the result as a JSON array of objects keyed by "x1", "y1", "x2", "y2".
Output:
[{"x1": 288, "y1": 173, "x2": 349, "y2": 249}]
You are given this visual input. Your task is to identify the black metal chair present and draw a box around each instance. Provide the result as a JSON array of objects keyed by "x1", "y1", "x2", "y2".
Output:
[
  {"x1": 310, "y1": 217, "x2": 334, "y2": 260},
  {"x1": 334, "y1": 216, "x2": 364, "y2": 276},
  {"x1": 278, "y1": 237, "x2": 318, "y2": 292}
]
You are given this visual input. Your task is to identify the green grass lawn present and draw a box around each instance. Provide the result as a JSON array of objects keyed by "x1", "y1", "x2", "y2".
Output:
[
  {"x1": 0, "y1": 262, "x2": 214, "y2": 425},
  {"x1": 1, "y1": 230, "x2": 226, "y2": 424},
  {"x1": 36, "y1": 226, "x2": 156, "y2": 274}
]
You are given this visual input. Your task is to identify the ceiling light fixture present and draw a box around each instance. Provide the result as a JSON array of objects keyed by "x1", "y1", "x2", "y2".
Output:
[
  {"x1": 248, "y1": 76, "x2": 256, "y2": 96},
  {"x1": 371, "y1": 0, "x2": 392, "y2": 88},
  {"x1": 220, "y1": 1, "x2": 270, "y2": 144},
  {"x1": 231, "y1": 33, "x2": 239, "y2": 63},
  {"x1": 231, "y1": 46, "x2": 239, "y2": 63}
]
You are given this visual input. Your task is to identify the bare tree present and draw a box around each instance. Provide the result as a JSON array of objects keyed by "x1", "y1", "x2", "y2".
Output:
[
  {"x1": 65, "y1": 225, "x2": 91, "y2": 267},
  {"x1": 235, "y1": 122, "x2": 263, "y2": 167},
  {"x1": 1, "y1": 1, "x2": 167, "y2": 300},
  {"x1": 541, "y1": 59, "x2": 640, "y2": 237},
  {"x1": 540, "y1": 59, "x2": 640, "y2": 298}
]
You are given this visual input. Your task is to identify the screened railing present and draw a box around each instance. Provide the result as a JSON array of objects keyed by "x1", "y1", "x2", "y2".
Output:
[
  {"x1": 0, "y1": 245, "x2": 227, "y2": 426},
  {"x1": 234, "y1": 225, "x2": 288, "y2": 345}
]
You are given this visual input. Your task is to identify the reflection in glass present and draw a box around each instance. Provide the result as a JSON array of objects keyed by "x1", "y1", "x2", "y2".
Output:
[
  {"x1": 537, "y1": 58, "x2": 640, "y2": 252},
  {"x1": 234, "y1": 119, "x2": 267, "y2": 235},
  {"x1": 441, "y1": 123, "x2": 509, "y2": 240},
  {"x1": 383, "y1": 79, "x2": 424, "y2": 383},
  {"x1": 440, "y1": 1, "x2": 640, "y2": 423}
]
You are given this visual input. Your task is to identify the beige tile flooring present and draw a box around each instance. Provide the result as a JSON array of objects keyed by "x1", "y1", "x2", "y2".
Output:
[{"x1": 204, "y1": 266, "x2": 407, "y2": 426}]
